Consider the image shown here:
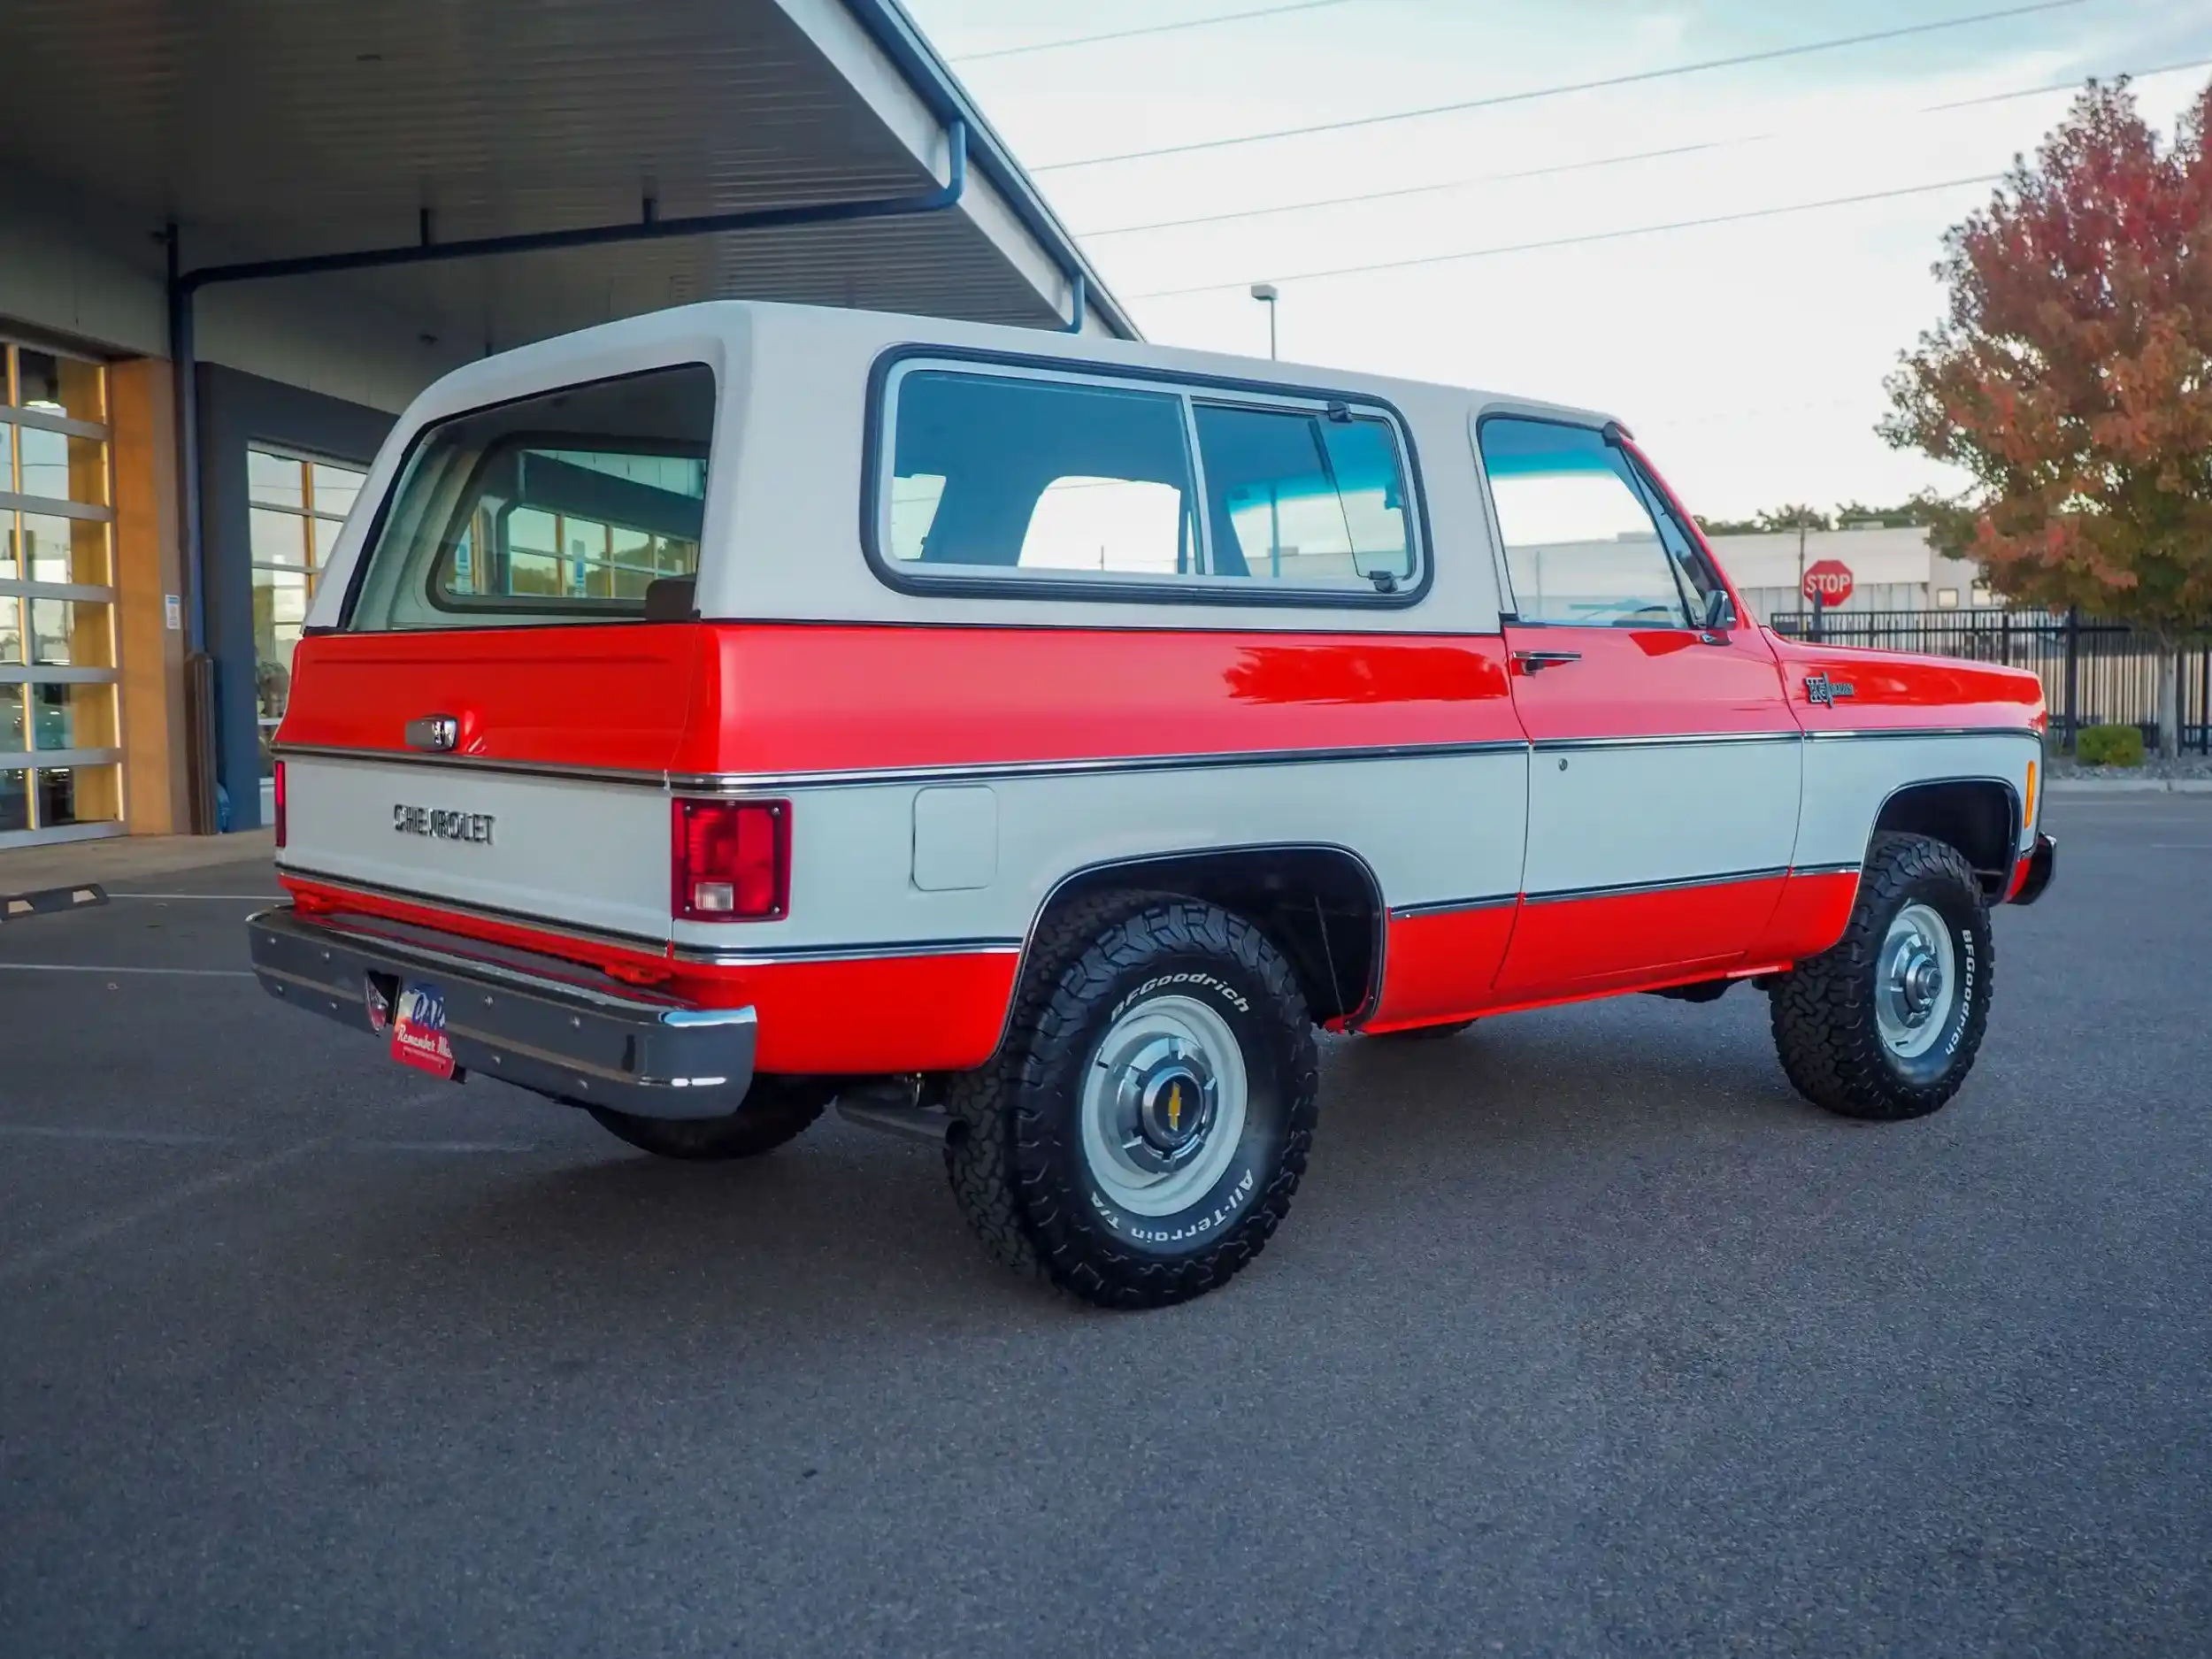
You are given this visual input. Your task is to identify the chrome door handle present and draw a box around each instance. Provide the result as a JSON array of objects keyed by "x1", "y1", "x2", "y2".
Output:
[
  {"x1": 1511, "y1": 649, "x2": 1582, "y2": 675},
  {"x1": 404, "y1": 713, "x2": 459, "y2": 753}
]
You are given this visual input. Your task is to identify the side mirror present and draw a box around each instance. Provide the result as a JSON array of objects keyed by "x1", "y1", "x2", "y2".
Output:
[{"x1": 1702, "y1": 588, "x2": 1734, "y2": 630}]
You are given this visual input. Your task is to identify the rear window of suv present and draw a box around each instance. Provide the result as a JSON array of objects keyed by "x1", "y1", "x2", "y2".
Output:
[{"x1": 344, "y1": 365, "x2": 715, "y2": 631}]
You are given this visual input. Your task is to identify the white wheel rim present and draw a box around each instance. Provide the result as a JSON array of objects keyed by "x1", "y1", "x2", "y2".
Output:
[
  {"x1": 1078, "y1": 994, "x2": 1249, "y2": 1218},
  {"x1": 1875, "y1": 902, "x2": 1958, "y2": 1060}
]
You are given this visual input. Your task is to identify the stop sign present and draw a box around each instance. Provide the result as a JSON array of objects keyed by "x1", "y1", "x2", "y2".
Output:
[{"x1": 1802, "y1": 559, "x2": 1855, "y2": 605}]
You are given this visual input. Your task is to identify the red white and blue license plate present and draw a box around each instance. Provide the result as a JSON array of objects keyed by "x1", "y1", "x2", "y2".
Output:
[{"x1": 388, "y1": 981, "x2": 457, "y2": 1080}]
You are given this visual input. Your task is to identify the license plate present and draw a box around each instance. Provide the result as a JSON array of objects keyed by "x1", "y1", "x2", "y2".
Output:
[{"x1": 389, "y1": 981, "x2": 457, "y2": 1080}]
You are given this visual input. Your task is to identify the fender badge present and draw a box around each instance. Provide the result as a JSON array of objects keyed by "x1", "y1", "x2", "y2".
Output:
[{"x1": 1804, "y1": 672, "x2": 1856, "y2": 707}]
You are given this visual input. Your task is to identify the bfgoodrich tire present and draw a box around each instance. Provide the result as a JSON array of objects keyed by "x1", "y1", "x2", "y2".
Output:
[
  {"x1": 945, "y1": 895, "x2": 1319, "y2": 1309},
  {"x1": 1769, "y1": 833, "x2": 1994, "y2": 1120},
  {"x1": 588, "y1": 1076, "x2": 834, "y2": 1160}
]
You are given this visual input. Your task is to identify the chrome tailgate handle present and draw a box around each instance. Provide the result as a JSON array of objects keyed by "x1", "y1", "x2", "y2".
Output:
[
  {"x1": 403, "y1": 713, "x2": 460, "y2": 753},
  {"x1": 1511, "y1": 649, "x2": 1582, "y2": 675}
]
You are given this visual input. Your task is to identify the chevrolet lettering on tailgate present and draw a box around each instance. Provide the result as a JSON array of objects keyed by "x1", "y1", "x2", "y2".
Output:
[{"x1": 391, "y1": 804, "x2": 495, "y2": 844}]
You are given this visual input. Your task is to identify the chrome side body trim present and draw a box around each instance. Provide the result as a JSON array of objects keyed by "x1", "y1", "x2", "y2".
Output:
[
  {"x1": 273, "y1": 744, "x2": 666, "y2": 787},
  {"x1": 670, "y1": 740, "x2": 1530, "y2": 794},
  {"x1": 1802, "y1": 725, "x2": 2040, "y2": 743},
  {"x1": 277, "y1": 725, "x2": 2039, "y2": 796},
  {"x1": 671, "y1": 937, "x2": 1023, "y2": 967},
  {"x1": 1388, "y1": 894, "x2": 1518, "y2": 920},
  {"x1": 1522, "y1": 866, "x2": 1792, "y2": 905},
  {"x1": 1528, "y1": 730, "x2": 1801, "y2": 752}
]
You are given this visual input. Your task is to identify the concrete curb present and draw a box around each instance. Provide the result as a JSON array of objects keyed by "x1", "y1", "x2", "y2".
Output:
[
  {"x1": 2046, "y1": 778, "x2": 2212, "y2": 795},
  {"x1": 1, "y1": 883, "x2": 110, "y2": 922}
]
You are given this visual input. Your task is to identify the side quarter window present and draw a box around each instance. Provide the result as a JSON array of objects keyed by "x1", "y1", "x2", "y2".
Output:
[
  {"x1": 1477, "y1": 416, "x2": 1692, "y2": 628},
  {"x1": 887, "y1": 371, "x2": 1198, "y2": 577},
  {"x1": 875, "y1": 358, "x2": 1425, "y2": 603}
]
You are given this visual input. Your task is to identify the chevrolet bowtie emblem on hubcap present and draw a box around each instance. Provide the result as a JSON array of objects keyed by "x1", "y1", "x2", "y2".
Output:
[{"x1": 1804, "y1": 672, "x2": 1856, "y2": 707}]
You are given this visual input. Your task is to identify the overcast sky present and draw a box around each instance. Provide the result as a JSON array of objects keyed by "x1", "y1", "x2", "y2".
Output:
[{"x1": 908, "y1": 0, "x2": 2212, "y2": 519}]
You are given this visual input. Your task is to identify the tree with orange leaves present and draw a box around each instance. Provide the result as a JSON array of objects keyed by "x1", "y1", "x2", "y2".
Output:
[{"x1": 1882, "y1": 77, "x2": 2212, "y2": 759}]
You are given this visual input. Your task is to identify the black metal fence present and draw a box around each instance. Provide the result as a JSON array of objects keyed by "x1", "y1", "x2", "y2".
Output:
[{"x1": 1767, "y1": 609, "x2": 2212, "y2": 755}]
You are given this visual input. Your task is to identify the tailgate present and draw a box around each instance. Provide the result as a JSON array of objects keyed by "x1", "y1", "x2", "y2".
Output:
[{"x1": 274, "y1": 626, "x2": 705, "y2": 945}]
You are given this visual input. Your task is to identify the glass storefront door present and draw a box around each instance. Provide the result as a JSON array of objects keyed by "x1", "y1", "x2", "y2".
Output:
[
  {"x1": 250, "y1": 447, "x2": 366, "y2": 819},
  {"x1": 2, "y1": 338, "x2": 120, "y2": 845}
]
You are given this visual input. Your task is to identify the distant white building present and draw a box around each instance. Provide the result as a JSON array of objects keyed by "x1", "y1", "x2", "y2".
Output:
[{"x1": 1703, "y1": 526, "x2": 1991, "y2": 620}]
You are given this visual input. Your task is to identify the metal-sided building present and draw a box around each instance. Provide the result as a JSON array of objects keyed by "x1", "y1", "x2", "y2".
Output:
[{"x1": 0, "y1": 0, "x2": 1131, "y2": 849}]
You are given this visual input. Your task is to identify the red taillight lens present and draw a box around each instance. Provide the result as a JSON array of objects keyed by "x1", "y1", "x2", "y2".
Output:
[
  {"x1": 672, "y1": 798, "x2": 789, "y2": 922},
  {"x1": 273, "y1": 759, "x2": 288, "y2": 849}
]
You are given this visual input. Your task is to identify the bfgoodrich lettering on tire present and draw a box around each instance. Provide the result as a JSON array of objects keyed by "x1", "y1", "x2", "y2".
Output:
[
  {"x1": 945, "y1": 895, "x2": 1318, "y2": 1309},
  {"x1": 1769, "y1": 832, "x2": 1994, "y2": 1121}
]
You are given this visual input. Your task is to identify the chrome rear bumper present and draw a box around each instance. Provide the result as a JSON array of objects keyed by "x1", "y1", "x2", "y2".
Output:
[{"x1": 247, "y1": 906, "x2": 756, "y2": 1119}]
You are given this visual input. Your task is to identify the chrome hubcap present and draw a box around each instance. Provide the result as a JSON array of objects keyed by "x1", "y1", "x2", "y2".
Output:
[
  {"x1": 1079, "y1": 995, "x2": 1248, "y2": 1217},
  {"x1": 1875, "y1": 902, "x2": 1957, "y2": 1059}
]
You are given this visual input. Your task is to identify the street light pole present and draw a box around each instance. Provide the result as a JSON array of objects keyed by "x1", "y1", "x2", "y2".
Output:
[
  {"x1": 1250, "y1": 282, "x2": 1279, "y2": 360},
  {"x1": 1250, "y1": 284, "x2": 1283, "y2": 574}
]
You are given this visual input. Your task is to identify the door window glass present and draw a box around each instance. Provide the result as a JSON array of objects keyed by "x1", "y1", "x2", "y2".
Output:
[{"x1": 1479, "y1": 418, "x2": 1692, "y2": 627}]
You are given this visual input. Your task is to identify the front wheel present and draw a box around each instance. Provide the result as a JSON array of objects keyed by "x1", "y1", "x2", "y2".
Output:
[
  {"x1": 945, "y1": 895, "x2": 1318, "y2": 1309},
  {"x1": 1768, "y1": 833, "x2": 1994, "y2": 1120},
  {"x1": 588, "y1": 1076, "x2": 834, "y2": 1160}
]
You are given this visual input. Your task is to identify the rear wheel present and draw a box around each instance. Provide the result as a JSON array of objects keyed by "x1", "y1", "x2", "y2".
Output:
[
  {"x1": 588, "y1": 1076, "x2": 833, "y2": 1161},
  {"x1": 946, "y1": 895, "x2": 1318, "y2": 1309},
  {"x1": 1769, "y1": 833, "x2": 1993, "y2": 1120}
]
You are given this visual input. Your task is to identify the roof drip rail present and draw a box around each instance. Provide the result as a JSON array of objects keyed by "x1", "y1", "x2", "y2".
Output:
[{"x1": 163, "y1": 121, "x2": 968, "y2": 830}]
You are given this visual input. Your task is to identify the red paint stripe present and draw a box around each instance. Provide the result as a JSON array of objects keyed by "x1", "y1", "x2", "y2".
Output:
[
  {"x1": 281, "y1": 624, "x2": 1527, "y2": 776},
  {"x1": 1745, "y1": 870, "x2": 1861, "y2": 962},
  {"x1": 1494, "y1": 874, "x2": 1791, "y2": 996},
  {"x1": 1365, "y1": 904, "x2": 1517, "y2": 1031}
]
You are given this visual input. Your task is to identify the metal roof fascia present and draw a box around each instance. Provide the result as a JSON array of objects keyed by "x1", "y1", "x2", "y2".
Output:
[{"x1": 838, "y1": 0, "x2": 1140, "y2": 341}]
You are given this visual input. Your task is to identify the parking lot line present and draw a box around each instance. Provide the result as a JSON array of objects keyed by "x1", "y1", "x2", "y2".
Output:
[
  {"x1": 106, "y1": 892, "x2": 284, "y2": 902},
  {"x1": 0, "y1": 1124, "x2": 241, "y2": 1147},
  {"x1": 0, "y1": 963, "x2": 257, "y2": 979},
  {"x1": 0, "y1": 1137, "x2": 333, "y2": 1286}
]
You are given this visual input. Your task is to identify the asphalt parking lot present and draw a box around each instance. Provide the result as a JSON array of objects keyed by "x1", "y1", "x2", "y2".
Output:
[{"x1": 3, "y1": 798, "x2": 2208, "y2": 1658}]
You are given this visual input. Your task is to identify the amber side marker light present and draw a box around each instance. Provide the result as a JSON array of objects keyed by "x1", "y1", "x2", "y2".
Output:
[
  {"x1": 672, "y1": 798, "x2": 790, "y2": 922},
  {"x1": 2026, "y1": 759, "x2": 2038, "y2": 827}
]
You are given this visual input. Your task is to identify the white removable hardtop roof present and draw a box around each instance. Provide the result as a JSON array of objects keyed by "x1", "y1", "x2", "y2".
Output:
[{"x1": 308, "y1": 300, "x2": 1625, "y2": 636}]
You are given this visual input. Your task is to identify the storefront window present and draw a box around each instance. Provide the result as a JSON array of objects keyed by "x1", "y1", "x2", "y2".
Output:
[
  {"x1": 3, "y1": 337, "x2": 120, "y2": 841},
  {"x1": 249, "y1": 447, "x2": 367, "y2": 779}
]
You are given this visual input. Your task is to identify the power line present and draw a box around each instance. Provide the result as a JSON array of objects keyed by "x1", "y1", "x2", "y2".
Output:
[
  {"x1": 1082, "y1": 140, "x2": 1757, "y2": 237},
  {"x1": 949, "y1": 0, "x2": 1360, "y2": 63},
  {"x1": 1924, "y1": 51, "x2": 2212, "y2": 108},
  {"x1": 1078, "y1": 50, "x2": 2208, "y2": 240},
  {"x1": 1030, "y1": 0, "x2": 2089, "y2": 171},
  {"x1": 1129, "y1": 173, "x2": 2001, "y2": 298}
]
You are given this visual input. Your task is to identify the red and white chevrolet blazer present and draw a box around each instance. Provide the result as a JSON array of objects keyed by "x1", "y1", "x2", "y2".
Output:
[{"x1": 252, "y1": 300, "x2": 2055, "y2": 1307}]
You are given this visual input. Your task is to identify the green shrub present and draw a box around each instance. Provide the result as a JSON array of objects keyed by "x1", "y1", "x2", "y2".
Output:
[{"x1": 2076, "y1": 724, "x2": 2146, "y2": 766}]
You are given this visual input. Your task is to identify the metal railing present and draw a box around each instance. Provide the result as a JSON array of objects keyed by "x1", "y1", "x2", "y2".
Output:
[{"x1": 1766, "y1": 608, "x2": 2212, "y2": 755}]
